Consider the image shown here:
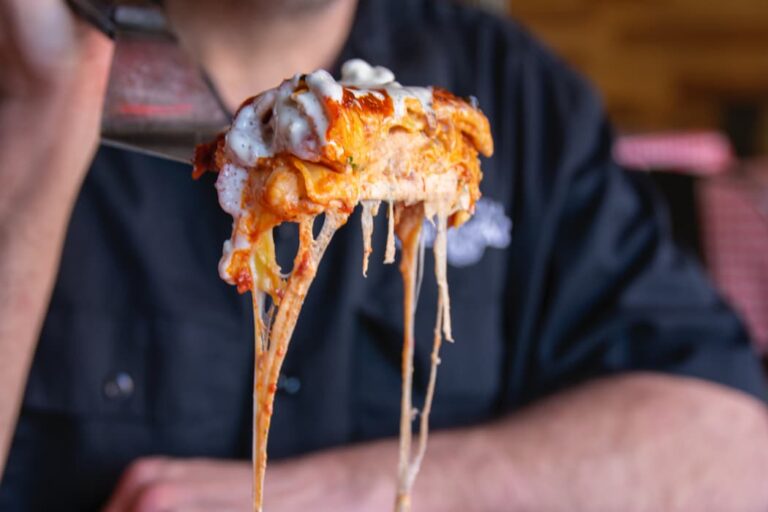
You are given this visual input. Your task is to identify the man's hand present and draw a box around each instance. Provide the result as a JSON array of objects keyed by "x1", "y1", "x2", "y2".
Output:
[
  {"x1": 0, "y1": 0, "x2": 108, "y2": 95},
  {"x1": 103, "y1": 453, "x2": 394, "y2": 512},
  {"x1": 0, "y1": 0, "x2": 113, "y2": 477},
  {"x1": 103, "y1": 458, "x2": 251, "y2": 512},
  {"x1": 0, "y1": 0, "x2": 113, "y2": 198},
  {"x1": 103, "y1": 375, "x2": 768, "y2": 512}
]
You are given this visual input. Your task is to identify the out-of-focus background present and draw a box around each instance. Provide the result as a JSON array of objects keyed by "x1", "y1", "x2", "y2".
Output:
[{"x1": 468, "y1": 0, "x2": 768, "y2": 360}]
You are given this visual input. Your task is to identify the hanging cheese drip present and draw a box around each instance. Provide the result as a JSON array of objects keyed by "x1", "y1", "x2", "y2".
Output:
[
  {"x1": 250, "y1": 212, "x2": 348, "y2": 511},
  {"x1": 360, "y1": 200, "x2": 381, "y2": 276},
  {"x1": 385, "y1": 200, "x2": 397, "y2": 264}
]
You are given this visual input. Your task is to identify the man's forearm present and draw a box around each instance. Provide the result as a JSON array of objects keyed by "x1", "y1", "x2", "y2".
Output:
[
  {"x1": 429, "y1": 373, "x2": 768, "y2": 511},
  {"x1": 269, "y1": 373, "x2": 768, "y2": 512},
  {"x1": 0, "y1": 27, "x2": 112, "y2": 474},
  {"x1": 0, "y1": 97, "x2": 97, "y2": 473}
]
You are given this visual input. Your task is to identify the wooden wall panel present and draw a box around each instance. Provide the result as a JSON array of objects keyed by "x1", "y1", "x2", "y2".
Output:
[{"x1": 504, "y1": 0, "x2": 768, "y2": 147}]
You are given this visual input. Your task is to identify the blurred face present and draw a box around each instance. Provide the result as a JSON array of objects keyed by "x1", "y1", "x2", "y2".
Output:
[
  {"x1": 166, "y1": 0, "x2": 339, "y2": 19},
  {"x1": 164, "y1": 0, "x2": 345, "y2": 44},
  {"x1": 164, "y1": 0, "x2": 356, "y2": 108},
  {"x1": 246, "y1": 0, "x2": 338, "y2": 12}
]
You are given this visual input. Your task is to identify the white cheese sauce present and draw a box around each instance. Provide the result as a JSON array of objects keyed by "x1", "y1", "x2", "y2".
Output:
[
  {"x1": 341, "y1": 59, "x2": 433, "y2": 119},
  {"x1": 215, "y1": 163, "x2": 251, "y2": 282},
  {"x1": 215, "y1": 163, "x2": 248, "y2": 216},
  {"x1": 224, "y1": 59, "x2": 433, "y2": 166}
]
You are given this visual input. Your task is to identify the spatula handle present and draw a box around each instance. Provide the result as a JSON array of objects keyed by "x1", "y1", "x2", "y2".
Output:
[
  {"x1": 66, "y1": 0, "x2": 170, "y2": 38},
  {"x1": 65, "y1": 0, "x2": 116, "y2": 37}
]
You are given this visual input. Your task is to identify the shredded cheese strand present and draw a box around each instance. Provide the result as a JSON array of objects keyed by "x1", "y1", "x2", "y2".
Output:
[
  {"x1": 360, "y1": 200, "x2": 381, "y2": 276},
  {"x1": 406, "y1": 293, "x2": 444, "y2": 488},
  {"x1": 251, "y1": 212, "x2": 347, "y2": 512},
  {"x1": 251, "y1": 289, "x2": 266, "y2": 511},
  {"x1": 433, "y1": 209, "x2": 453, "y2": 341},
  {"x1": 385, "y1": 200, "x2": 396, "y2": 264},
  {"x1": 394, "y1": 203, "x2": 424, "y2": 512},
  {"x1": 414, "y1": 229, "x2": 426, "y2": 311}
]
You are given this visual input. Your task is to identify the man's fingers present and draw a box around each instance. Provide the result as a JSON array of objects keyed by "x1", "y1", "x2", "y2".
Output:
[
  {"x1": 102, "y1": 457, "x2": 251, "y2": 512},
  {"x1": 0, "y1": 0, "x2": 113, "y2": 96},
  {"x1": 102, "y1": 457, "x2": 169, "y2": 512},
  {"x1": 128, "y1": 481, "x2": 184, "y2": 512}
]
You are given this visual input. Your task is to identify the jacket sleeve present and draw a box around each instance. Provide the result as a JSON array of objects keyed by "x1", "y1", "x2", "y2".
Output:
[{"x1": 503, "y1": 43, "x2": 767, "y2": 407}]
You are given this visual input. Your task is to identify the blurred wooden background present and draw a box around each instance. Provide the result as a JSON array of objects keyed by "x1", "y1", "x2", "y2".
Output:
[{"x1": 468, "y1": 0, "x2": 768, "y2": 152}]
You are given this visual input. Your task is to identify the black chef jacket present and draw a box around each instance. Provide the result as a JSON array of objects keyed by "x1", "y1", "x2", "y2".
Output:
[{"x1": 2, "y1": 0, "x2": 766, "y2": 509}]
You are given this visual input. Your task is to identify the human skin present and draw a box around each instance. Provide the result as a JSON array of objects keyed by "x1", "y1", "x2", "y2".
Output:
[
  {"x1": 102, "y1": 374, "x2": 768, "y2": 512},
  {"x1": 0, "y1": 0, "x2": 113, "y2": 476}
]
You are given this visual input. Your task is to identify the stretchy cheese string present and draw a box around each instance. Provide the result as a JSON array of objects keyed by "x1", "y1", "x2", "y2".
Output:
[
  {"x1": 433, "y1": 208, "x2": 452, "y2": 341},
  {"x1": 246, "y1": 197, "x2": 457, "y2": 512},
  {"x1": 414, "y1": 231, "x2": 426, "y2": 310},
  {"x1": 250, "y1": 212, "x2": 347, "y2": 512},
  {"x1": 409, "y1": 293, "x2": 444, "y2": 486},
  {"x1": 394, "y1": 203, "x2": 423, "y2": 512},
  {"x1": 251, "y1": 289, "x2": 268, "y2": 510},
  {"x1": 393, "y1": 204, "x2": 451, "y2": 512},
  {"x1": 360, "y1": 200, "x2": 381, "y2": 276},
  {"x1": 385, "y1": 200, "x2": 396, "y2": 264}
]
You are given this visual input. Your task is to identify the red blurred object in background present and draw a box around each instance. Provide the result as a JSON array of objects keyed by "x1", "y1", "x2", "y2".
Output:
[
  {"x1": 699, "y1": 161, "x2": 768, "y2": 353},
  {"x1": 614, "y1": 131, "x2": 734, "y2": 176},
  {"x1": 616, "y1": 132, "x2": 768, "y2": 355}
]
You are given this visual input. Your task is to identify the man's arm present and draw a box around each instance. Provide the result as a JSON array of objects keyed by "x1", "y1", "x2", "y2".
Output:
[
  {"x1": 0, "y1": 0, "x2": 112, "y2": 475},
  {"x1": 104, "y1": 373, "x2": 768, "y2": 512},
  {"x1": 417, "y1": 373, "x2": 768, "y2": 512}
]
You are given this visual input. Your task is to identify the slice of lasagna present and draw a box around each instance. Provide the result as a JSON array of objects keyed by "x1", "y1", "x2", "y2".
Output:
[{"x1": 194, "y1": 59, "x2": 493, "y2": 512}]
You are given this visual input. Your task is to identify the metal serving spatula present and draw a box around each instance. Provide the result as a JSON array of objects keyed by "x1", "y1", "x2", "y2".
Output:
[{"x1": 67, "y1": 0, "x2": 230, "y2": 164}]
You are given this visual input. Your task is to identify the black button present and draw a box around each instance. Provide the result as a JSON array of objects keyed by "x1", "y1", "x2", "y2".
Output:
[
  {"x1": 277, "y1": 374, "x2": 301, "y2": 395},
  {"x1": 103, "y1": 372, "x2": 134, "y2": 400}
]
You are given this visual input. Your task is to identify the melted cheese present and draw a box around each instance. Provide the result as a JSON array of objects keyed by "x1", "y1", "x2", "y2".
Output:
[
  {"x1": 197, "y1": 59, "x2": 493, "y2": 512},
  {"x1": 225, "y1": 60, "x2": 434, "y2": 168},
  {"x1": 215, "y1": 60, "x2": 492, "y2": 293},
  {"x1": 340, "y1": 59, "x2": 432, "y2": 118}
]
